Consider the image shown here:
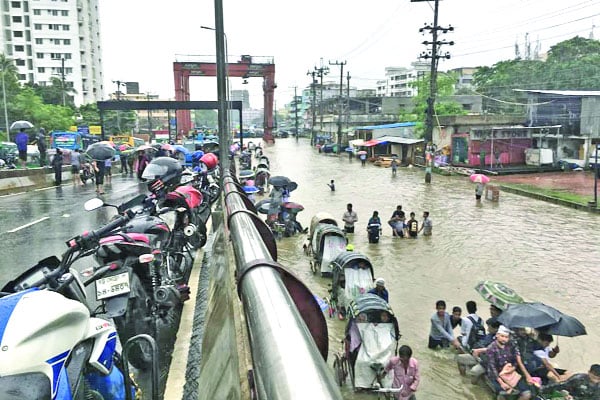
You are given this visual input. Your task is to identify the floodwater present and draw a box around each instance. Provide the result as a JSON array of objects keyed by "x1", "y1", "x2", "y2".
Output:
[{"x1": 253, "y1": 138, "x2": 600, "y2": 400}]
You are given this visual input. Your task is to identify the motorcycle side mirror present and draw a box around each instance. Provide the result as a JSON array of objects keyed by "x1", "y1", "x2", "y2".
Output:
[{"x1": 84, "y1": 198, "x2": 104, "y2": 211}]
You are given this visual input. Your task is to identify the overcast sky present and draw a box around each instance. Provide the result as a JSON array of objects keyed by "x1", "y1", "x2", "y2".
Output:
[{"x1": 99, "y1": 0, "x2": 600, "y2": 108}]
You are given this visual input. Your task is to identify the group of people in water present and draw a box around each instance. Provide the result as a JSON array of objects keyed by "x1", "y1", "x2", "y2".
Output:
[
  {"x1": 340, "y1": 203, "x2": 432, "y2": 240},
  {"x1": 427, "y1": 300, "x2": 598, "y2": 400}
]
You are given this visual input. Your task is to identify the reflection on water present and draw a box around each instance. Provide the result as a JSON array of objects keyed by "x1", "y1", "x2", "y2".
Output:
[{"x1": 264, "y1": 139, "x2": 600, "y2": 400}]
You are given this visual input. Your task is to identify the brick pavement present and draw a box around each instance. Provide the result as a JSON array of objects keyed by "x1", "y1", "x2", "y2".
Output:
[{"x1": 493, "y1": 170, "x2": 598, "y2": 197}]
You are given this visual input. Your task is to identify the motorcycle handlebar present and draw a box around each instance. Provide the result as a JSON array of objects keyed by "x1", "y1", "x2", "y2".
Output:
[{"x1": 68, "y1": 210, "x2": 134, "y2": 251}]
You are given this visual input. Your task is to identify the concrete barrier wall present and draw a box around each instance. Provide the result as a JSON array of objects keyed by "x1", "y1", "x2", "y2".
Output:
[{"x1": 0, "y1": 167, "x2": 72, "y2": 196}]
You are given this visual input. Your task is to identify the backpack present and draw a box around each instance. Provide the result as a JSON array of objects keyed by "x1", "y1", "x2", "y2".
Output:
[{"x1": 467, "y1": 315, "x2": 486, "y2": 348}]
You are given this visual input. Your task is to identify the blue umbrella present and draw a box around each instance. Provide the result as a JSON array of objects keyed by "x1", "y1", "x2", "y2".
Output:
[
  {"x1": 345, "y1": 147, "x2": 354, "y2": 153},
  {"x1": 173, "y1": 144, "x2": 189, "y2": 154},
  {"x1": 243, "y1": 185, "x2": 259, "y2": 194}
]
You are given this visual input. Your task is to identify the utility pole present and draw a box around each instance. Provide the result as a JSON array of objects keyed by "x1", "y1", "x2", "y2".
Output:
[
  {"x1": 329, "y1": 60, "x2": 346, "y2": 155},
  {"x1": 293, "y1": 86, "x2": 299, "y2": 142},
  {"x1": 306, "y1": 70, "x2": 318, "y2": 146},
  {"x1": 314, "y1": 62, "x2": 329, "y2": 136},
  {"x1": 346, "y1": 71, "x2": 351, "y2": 131},
  {"x1": 146, "y1": 93, "x2": 153, "y2": 140},
  {"x1": 112, "y1": 80, "x2": 126, "y2": 100},
  {"x1": 60, "y1": 58, "x2": 66, "y2": 106},
  {"x1": 414, "y1": 0, "x2": 453, "y2": 183}
]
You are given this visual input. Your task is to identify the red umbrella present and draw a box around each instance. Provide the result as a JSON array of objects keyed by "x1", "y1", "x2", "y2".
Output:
[
  {"x1": 357, "y1": 150, "x2": 367, "y2": 156},
  {"x1": 161, "y1": 143, "x2": 175, "y2": 152},
  {"x1": 470, "y1": 174, "x2": 490, "y2": 184}
]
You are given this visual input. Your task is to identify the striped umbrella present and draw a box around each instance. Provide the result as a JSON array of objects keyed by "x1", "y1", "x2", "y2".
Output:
[{"x1": 475, "y1": 281, "x2": 524, "y2": 310}]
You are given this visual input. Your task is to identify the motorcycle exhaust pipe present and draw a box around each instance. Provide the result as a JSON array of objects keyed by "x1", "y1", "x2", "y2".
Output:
[
  {"x1": 154, "y1": 285, "x2": 181, "y2": 306},
  {"x1": 183, "y1": 224, "x2": 197, "y2": 237}
]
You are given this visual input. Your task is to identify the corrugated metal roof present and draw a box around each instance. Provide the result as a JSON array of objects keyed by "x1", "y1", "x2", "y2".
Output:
[
  {"x1": 514, "y1": 89, "x2": 600, "y2": 96},
  {"x1": 354, "y1": 122, "x2": 417, "y2": 130}
]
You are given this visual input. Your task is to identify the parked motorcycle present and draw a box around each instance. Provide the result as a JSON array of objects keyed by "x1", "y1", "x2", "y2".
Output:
[{"x1": 0, "y1": 206, "x2": 159, "y2": 399}]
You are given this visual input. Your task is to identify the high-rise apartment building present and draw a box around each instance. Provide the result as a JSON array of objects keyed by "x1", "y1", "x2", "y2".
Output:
[{"x1": 0, "y1": 0, "x2": 103, "y2": 105}]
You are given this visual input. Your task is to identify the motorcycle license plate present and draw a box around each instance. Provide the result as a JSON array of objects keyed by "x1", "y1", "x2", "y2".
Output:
[{"x1": 96, "y1": 272, "x2": 130, "y2": 300}]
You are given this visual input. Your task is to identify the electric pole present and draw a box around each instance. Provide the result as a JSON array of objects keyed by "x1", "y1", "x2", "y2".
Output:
[
  {"x1": 314, "y1": 62, "x2": 329, "y2": 137},
  {"x1": 293, "y1": 86, "x2": 299, "y2": 142},
  {"x1": 329, "y1": 60, "x2": 346, "y2": 155},
  {"x1": 414, "y1": 0, "x2": 453, "y2": 183},
  {"x1": 307, "y1": 70, "x2": 318, "y2": 146},
  {"x1": 346, "y1": 71, "x2": 351, "y2": 131},
  {"x1": 60, "y1": 58, "x2": 66, "y2": 106}
]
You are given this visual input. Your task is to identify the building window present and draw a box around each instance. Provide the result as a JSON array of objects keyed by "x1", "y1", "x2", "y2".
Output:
[
  {"x1": 48, "y1": 9, "x2": 58, "y2": 15},
  {"x1": 48, "y1": 24, "x2": 60, "y2": 30},
  {"x1": 13, "y1": 31, "x2": 23, "y2": 37},
  {"x1": 14, "y1": 45, "x2": 24, "y2": 51},
  {"x1": 18, "y1": 74, "x2": 26, "y2": 80},
  {"x1": 35, "y1": 38, "x2": 42, "y2": 44},
  {"x1": 61, "y1": 10, "x2": 68, "y2": 16},
  {"x1": 36, "y1": 52, "x2": 44, "y2": 58},
  {"x1": 38, "y1": 67, "x2": 45, "y2": 73},
  {"x1": 65, "y1": 67, "x2": 72, "y2": 73},
  {"x1": 34, "y1": 23, "x2": 42, "y2": 30},
  {"x1": 15, "y1": 59, "x2": 25, "y2": 66},
  {"x1": 12, "y1": 16, "x2": 22, "y2": 23},
  {"x1": 11, "y1": 1, "x2": 21, "y2": 8},
  {"x1": 33, "y1": 8, "x2": 40, "y2": 14},
  {"x1": 39, "y1": 81, "x2": 46, "y2": 86},
  {"x1": 62, "y1": 25, "x2": 69, "y2": 31},
  {"x1": 63, "y1": 53, "x2": 71, "y2": 59},
  {"x1": 63, "y1": 39, "x2": 70, "y2": 45}
]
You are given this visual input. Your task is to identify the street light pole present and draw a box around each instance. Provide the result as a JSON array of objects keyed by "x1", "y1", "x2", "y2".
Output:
[{"x1": 213, "y1": 0, "x2": 230, "y2": 172}]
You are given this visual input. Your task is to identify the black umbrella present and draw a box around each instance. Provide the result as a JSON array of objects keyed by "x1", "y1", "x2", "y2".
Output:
[
  {"x1": 287, "y1": 181, "x2": 298, "y2": 192},
  {"x1": 497, "y1": 302, "x2": 562, "y2": 328},
  {"x1": 85, "y1": 142, "x2": 116, "y2": 161},
  {"x1": 540, "y1": 314, "x2": 586, "y2": 337},
  {"x1": 254, "y1": 199, "x2": 271, "y2": 214},
  {"x1": 269, "y1": 175, "x2": 291, "y2": 187}
]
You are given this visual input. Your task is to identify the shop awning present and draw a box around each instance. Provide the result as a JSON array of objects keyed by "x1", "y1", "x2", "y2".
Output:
[
  {"x1": 364, "y1": 139, "x2": 385, "y2": 147},
  {"x1": 377, "y1": 136, "x2": 424, "y2": 145},
  {"x1": 349, "y1": 139, "x2": 365, "y2": 147}
]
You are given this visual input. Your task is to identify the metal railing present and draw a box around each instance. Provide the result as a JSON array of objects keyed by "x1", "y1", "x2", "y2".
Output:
[{"x1": 222, "y1": 173, "x2": 342, "y2": 400}]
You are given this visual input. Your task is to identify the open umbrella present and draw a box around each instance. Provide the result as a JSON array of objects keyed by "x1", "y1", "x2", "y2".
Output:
[
  {"x1": 85, "y1": 142, "x2": 116, "y2": 161},
  {"x1": 282, "y1": 202, "x2": 304, "y2": 211},
  {"x1": 255, "y1": 199, "x2": 271, "y2": 214},
  {"x1": 475, "y1": 281, "x2": 524, "y2": 310},
  {"x1": 269, "y1": 175, "x2": 291, "y2": 187},
  {"x1": 243, "y1": 185, "x2": 259, "y2": 194},
  {"x1": 470, "y1": 173, "x2": 491, "y2": 184},
  {"x1": 357, "y1": 150, "x2": 367, "y2": 155},
  {"x1": 540, "y1": 314, "x2": 586, "y2": 337},
  {"x1": 345, "y1": 147, "x2": 354, "y2": 153},
  {"x1": 136, "y1": 144, "x2": 155, "y2": 152},
  {"x1": 161, "y1": 143, "x2": 175, "y2": 152},
  {"x1": 497, "y1": 302, "x2": 563, "y2": 329},
  {"x1": 239, "y1": 169, "x2": 255, "y2": 179},
  {"x1": 10, "y1": 120, "x2": 34, "y2": 130},
  {"x1": 118, "y1": 144, "x2": 131, "y2": 152},
  {"x1": 173, "y1": 144, "x2": 189, "y2": 154}
]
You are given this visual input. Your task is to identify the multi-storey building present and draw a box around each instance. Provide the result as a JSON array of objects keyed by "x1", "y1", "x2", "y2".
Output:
[
  {"x1": 375, "y1": 61, "x2": 430, "y2": 97},
  {"x1": 0, "y1": 0, "x2": 103, "y2": 105}
]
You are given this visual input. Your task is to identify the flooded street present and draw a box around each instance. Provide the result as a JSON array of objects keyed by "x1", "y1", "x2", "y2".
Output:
[{"x1": 256, "y1": 138, "x2": 600, "y2": 399}]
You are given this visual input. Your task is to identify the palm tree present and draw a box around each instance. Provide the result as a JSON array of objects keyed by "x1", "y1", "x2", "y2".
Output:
[{"x1": 0, "y1": 53, "x2": 18, "y2": 140}]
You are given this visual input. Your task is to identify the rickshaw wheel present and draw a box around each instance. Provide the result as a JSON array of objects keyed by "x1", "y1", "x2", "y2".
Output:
[{"x1": 332, "y1": 355, "x2": 346, "y2": 386}]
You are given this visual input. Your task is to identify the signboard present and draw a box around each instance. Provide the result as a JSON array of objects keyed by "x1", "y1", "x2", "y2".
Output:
[
  {"x1": 77, "y1": 125, "x2": 90, "y2": 135},
  {"x1": 89, "y1": 125, "x2": 102, "y2": 135},
  {"x1": 471, "y1": 129, "x2": 532, "y2": 140}
]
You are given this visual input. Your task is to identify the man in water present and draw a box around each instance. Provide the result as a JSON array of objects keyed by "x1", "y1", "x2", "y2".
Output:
[
  {"x1": 388, "y1": 205, "x2": 405, "y2": 237},
  {"x1": 407, "y1": 212, "x2": 419, "y2": 238},
  {"x1": 342, "y1": 203, "x2": 358, "y2": 234},
  {"x1": 419, "y1": 211, "x2": 432, "y2": 236},
  {"x1": 428, "y1": 300, "x2": 461, "y2": 350}
]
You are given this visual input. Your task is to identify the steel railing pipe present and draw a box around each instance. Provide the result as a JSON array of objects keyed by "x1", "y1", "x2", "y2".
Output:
[{"x1": 222, "y1": 175, "x2": 342, "y2": 400}]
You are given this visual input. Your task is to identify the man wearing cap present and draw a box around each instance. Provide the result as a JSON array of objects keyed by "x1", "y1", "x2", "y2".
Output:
[
  {"x1": 539, "y1": 363, "x2": 600, "y2": 400},
  {"x1": 486, "y1": 325, "x2": 534, "y2": 399},
  {"x1": 368, "y1": 278, "x2": 389, "y2": 302}
]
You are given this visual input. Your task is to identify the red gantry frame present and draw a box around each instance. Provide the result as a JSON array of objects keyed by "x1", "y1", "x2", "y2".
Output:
[{"x1": 174, "y1": 55, "x2": 276, "y2": 143}]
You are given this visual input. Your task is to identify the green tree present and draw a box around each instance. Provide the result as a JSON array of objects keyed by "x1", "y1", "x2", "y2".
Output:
[
  {"x1": 28, "y1": 77, "x2": 77, "y2": 107},
  {"x1": 77, "y1": 103, "x2": 102, "y2": 126},
  {"x1": 11, "y1": 87, "x2": 73, "y2": 130},
  {"x1": 0, "y1": 53, "x2": 20, "y2": 140},
  {"x1": 193, "y1": 110, "x2": 218, "y2": 129},
  {"x1": 472, "y1": 37, "x2": 600, "y2": 113},
  {"x1": 399, "y1": 72, "x2": 467, "y2": 137}
]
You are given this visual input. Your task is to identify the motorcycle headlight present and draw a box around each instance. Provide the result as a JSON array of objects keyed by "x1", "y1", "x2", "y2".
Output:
[{"x1": 0, "y1": 373, "x2": 51, "y2": 399}]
